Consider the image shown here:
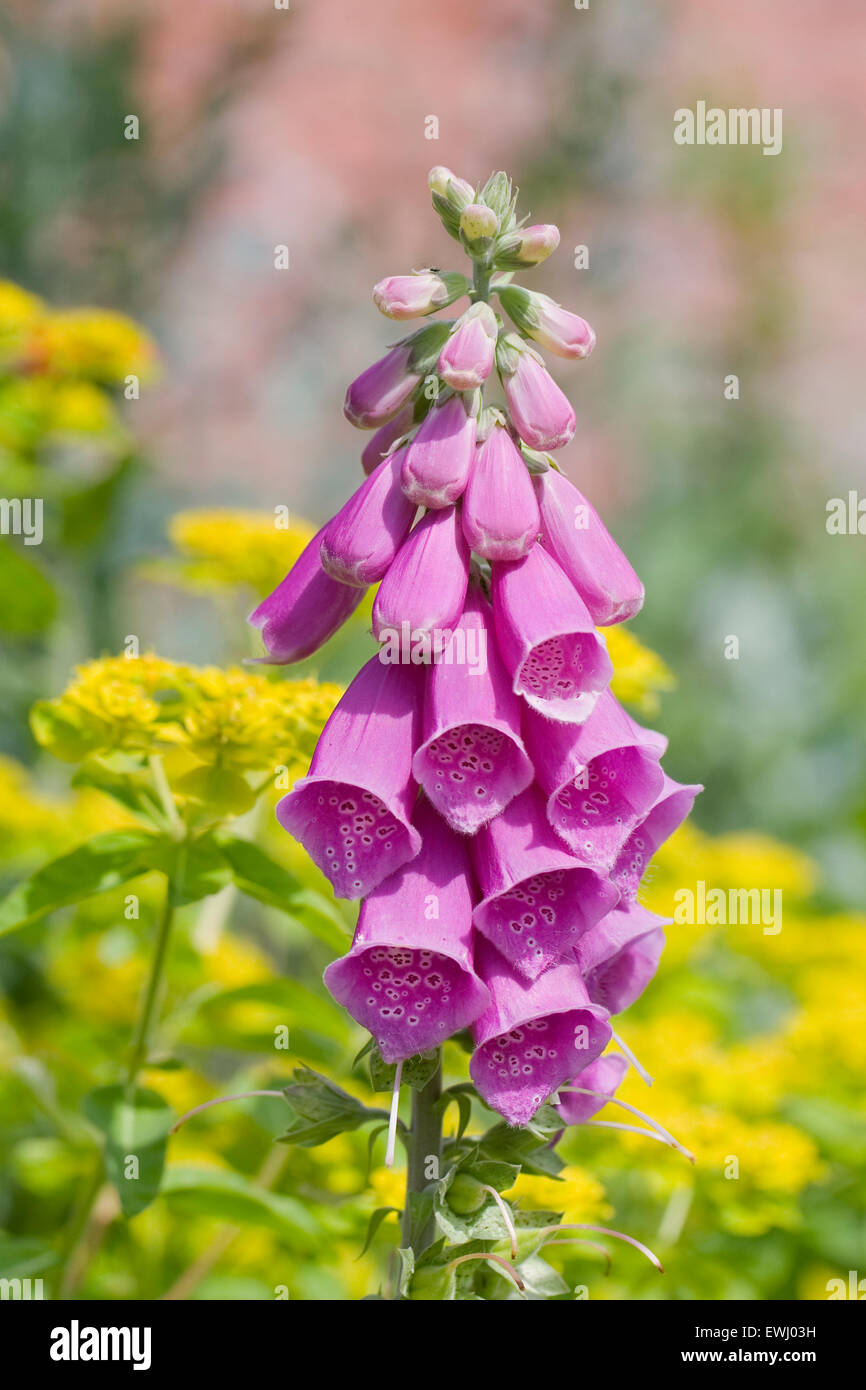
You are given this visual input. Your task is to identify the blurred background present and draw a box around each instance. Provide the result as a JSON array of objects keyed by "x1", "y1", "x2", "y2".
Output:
[{"x1": 0, "y1": 0, "x2": 864, "y2": 1301}]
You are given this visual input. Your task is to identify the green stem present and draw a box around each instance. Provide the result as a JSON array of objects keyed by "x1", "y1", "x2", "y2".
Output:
[
  {"x1": 472, "y1": 258, "x2": 492, "y2": 304},
  {"x1": 126, "y1": 866, "x2": 181, "y2": 1085},
  {"x1": 401, "y1": 1057, "x2": 442, "y2": 1252}
]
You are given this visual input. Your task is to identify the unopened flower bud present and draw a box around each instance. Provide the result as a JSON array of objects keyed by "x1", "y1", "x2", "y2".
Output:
[
  {"x1": 437, "y1": 301, "x2": 498, "y2": 390},
  {"x1": 459, "y1": 203, "x2": 499, "y2": 246},
  {"x1": 372, "y1": 270, "x2": 468, "y2": 321},
  {"x1": 494, "y1": 223, "x2": 560, "y2": 270},
  {"x1": 429, "y1": 166, "x2": 476, "y2": 239},
  {"x1": 499, "y1": 286, "x2": 596, "y2": 359}
]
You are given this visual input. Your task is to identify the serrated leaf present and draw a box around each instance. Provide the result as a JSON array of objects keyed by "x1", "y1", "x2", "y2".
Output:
[{"x1": 278, "y1": 1066, "x2": 388, "y2": 1147}]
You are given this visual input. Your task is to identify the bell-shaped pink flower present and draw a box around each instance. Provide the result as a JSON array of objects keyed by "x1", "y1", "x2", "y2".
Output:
[
  {"x1": 324, "y1": 799, "x2": 489, "y2": 1062},
  {"x1": 461, "y1": 422, "x2": 540, "y2": 561},
  {"x1": 470, "y1": 786, "x2": 619, "y2": 981},
  {"x1": 412, "y1": 587, "x2": 533, "y2": 834},
  {"x1": 361, "y1": 403, "x2": 415, "y2": 476},
  {"x1": 522, "y1": 690, "x2": 665, "y2": 868},
  {"x1": 438, "y1": 303, "x2": 498, "y2": 390},
  {"x1": 277, "y1": 658, "x2": 423, "y2": 899},
  {"x1": 555, "y1": 1052, "x2": 629, "y2": 1126},
  {"x1": 576, "y1": 900, "x2": 669, "y2": 1014},
  {"x1": 535, "y1": 467, "x2": 644, "y2": 626},
  {"x1": 491, "y1": 542, "x2": 613, "y2": 723},
  {"x1": 611, "y1": 773, "x2": 703, "y2": 902},
  {"x1": 400, "y1": 394, "x2": 476, "y2": 509},
  {"x1": 373, "y1": 506, "x2": 470, "y2": 650},
  {"x1": 372, "y1": 270, "x2": 466, "y2": 321},
  {"x1": 469, "y1": 935, "x2": 610, "y2": 1127},
  {"x1": 249, "y1": 526, "x2": 365, "y2": 665},
  {"x1": 320, "y1": 448, "x2": 417, "y2": 587},
  {"x1": 344, "y1": 322, "x2": 451, "y2": 429},
  {"x1": 499, "y1": 287, "x2": 596, "y2": 360},
  {"x1": 497, "y1": 336, "x2": 576, "y2": 451}
]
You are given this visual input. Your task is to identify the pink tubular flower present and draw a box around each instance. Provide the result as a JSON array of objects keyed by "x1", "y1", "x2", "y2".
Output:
[
  {"x1": 276, "y1": 657, "x2": 423, "y2": 900},
  {"x1": 461, "y1": 422, "x2": 540, "y2": 562},
  {"x1": 412, "y1": 587, "x2": 533, "y2": 834},
  {"x1": 493, "y1": 224, "x2": 560, "y2": 271},
  {"x1": 400, "y1": 394, "x2": 476, "y2": 509},
  {"x1": 249, "y1": 526, "x2": 365, "y2": 665},
  {"x1": 611, "y1": 773, "x2": 704, "y2": 902},
  {"x1": 498, "y1": 286, "x2": 596, "y2": 360},
  {"x1": 497, "y1": 335, "x2": 576, "y2": 450},
  {"x1": 438, "y1": 302, "x2": 498, "y2": 390},
  {"x1": 323, "y1": 799, "x2": 489, "y2": 1062},
  {"x1": 535, "y1": 467, "x2": 645, "y2": 626},
  {"x1": 576, "y1": 900, "x2": 669, "y2": 1014},
  {"x1": 361, "y1": 403, "x2": 415, "y2": 476},
  {"x1": 491, "y1": 542, "x2": 613, "y2": 724},
  {"x1": 372, "y1": 505, "x2": 470, "y2": 649},
  {"x1": 470, "y1": 786, "x2": 619, "y2": 981},
  {"x1": 469, "y1": 935, "x2": 610, "y2": 1127},
  {"x1": 320, "y1": 447, "x2": 417, "y2": 587},
  {"x1": 344, "y1": 322, "x2": 451, "y2": 429},
  {"x1": 522, "y1": 690, "x2": 665, "y2": 868},
  {"x1": 372, "y1": 270, "x2": 467, "y2": 321},
  {"x1": 555, "y1": 1052, "x2": 629, "y2": 1126}
]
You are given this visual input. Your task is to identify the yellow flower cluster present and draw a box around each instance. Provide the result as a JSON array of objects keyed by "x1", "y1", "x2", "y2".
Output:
[
  {"x1": 157, "y1": 510, "x2": 316, "y2": 598},
  {"x1": 30, "y1": 653, "x2": 342, "y2": 815},
  {"x1": 508, "y1": 1165, "x2": 612, "y2": 1224},
  {"x1": 0, "y1": 280, "x2": 156, "y2": 384},
  {"x1": 606, "y1": 626, "x2": 676, "y2": 716}
]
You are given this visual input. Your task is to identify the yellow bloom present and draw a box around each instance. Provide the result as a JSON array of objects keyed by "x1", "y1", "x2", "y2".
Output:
[
  {"x1": 164, "y1": 509, "x2": 316, "y2": 597},
  {"x1": 606, "y1": 627, "x2": 675, "y2": 716},
  {"x1": 508, "y1": 1165, "x2": 610, "y2": 1223},
  {"x1": 38, "y1": 307, "x2": 157, "y2": 384},
  {"x1": 369, "y1": 1167, "x2": 405, "y2": 1212},
  {"x1": 31, "y1": 653, "x2": 341, "y2": 795}
]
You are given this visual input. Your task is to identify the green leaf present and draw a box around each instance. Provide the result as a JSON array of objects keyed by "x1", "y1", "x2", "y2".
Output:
[
  {"x1": 161, "y1": 1166, "x2": 320, "y2": 1244},
  {"x1": 216, "y1": 835, "x2": 349, "y2": 952},
  {"x1": 0, "y1": 539, "x2": 57, "y2": 635},
  {"x1": 60, "y1": 455, "x2": 138, "y2": 550},
  {"x1": 510, "y1": 1255, "x2": 568, "y2": 1300},
  {"x1": 83, "y1": 1084, "x2": 174, "y2": 1217},
  {"x1": 71, "y1": 757, "x2": 164, "y2": 825},
  {"x1": 278, "y1": 1066, "x2": 389, "y2": 1148},
  {"x1": 359, "y1": 1206, "x2": 400, "y2": 1258},
  {"x1": 149, "y1": 833, "x2": 232, "y2": 906},
  {"x1": 478, "y1": 1120, "x2": 565, "y2": 1177},
  {"x1": 178, "y1": 978, "x2": 349, "y2": 1061},
  {"x1": 175, "y1": 766, "x2": 258, "y2": 817},
  {"x1": 435, "y1": 1173, "x2": 516, "y2": 1246},
  {"x1": 394, "y1": 1246, "x2": 415, "y2": 1297},
  {"x1": 0, "y1": 1236, "x2": 59, "y2": 1279},
  {"x1": 0, "y1": 830, "x2": 163, "y2": 936}
]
